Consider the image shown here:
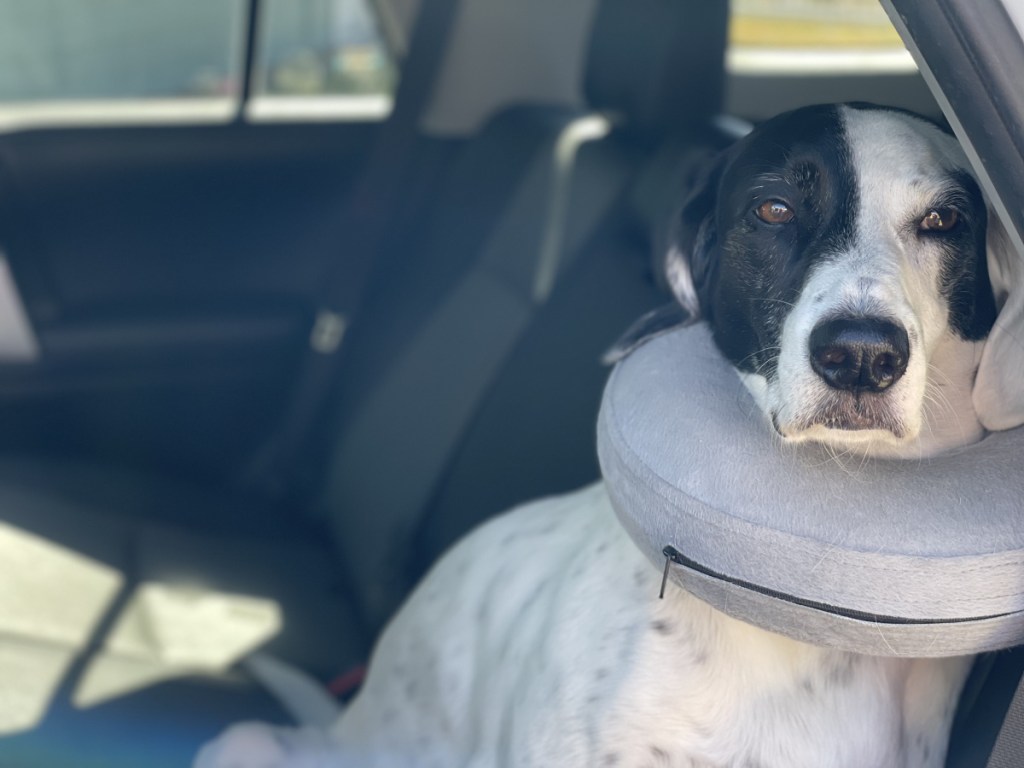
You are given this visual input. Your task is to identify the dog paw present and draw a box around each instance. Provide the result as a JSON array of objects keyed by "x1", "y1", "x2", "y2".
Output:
[{"x1": 194, "y1": 722, "x2": 305, "y2": 768}]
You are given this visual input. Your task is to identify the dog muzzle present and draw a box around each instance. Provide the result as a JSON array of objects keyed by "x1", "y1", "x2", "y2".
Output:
[{"x1": 598, "y1": 323, "x2": 1024, "y2": 657}]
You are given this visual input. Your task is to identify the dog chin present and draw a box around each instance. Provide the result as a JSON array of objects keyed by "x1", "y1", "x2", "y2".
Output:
[
  {"x1": 738, "y1": 372, "x2": 925, "y2": 457},
  {"x1": 776, "y1": 421, "x2": 920, "y2": 457},
  {"x1": 774, "y1": 397, "x2": 924, "y2": 456}
]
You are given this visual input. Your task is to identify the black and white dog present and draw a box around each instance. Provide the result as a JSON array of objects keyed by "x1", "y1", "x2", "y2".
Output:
[{"x1": 198, "y1": 104, "x2": 1013, "y2": 768}]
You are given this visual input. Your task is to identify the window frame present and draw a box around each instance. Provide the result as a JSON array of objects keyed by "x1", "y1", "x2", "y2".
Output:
[{"x1": 881, "y1": 0, "x2": 1024, "y2": 259}]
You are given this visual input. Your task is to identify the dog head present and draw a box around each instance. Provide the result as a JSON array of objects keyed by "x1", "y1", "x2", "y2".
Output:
[{"x1": 665, "y1": 103, "x2": 1005, "y2": 457}]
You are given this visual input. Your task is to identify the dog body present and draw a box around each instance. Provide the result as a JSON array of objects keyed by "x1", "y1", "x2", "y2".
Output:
[
  {"x1": 199, "y1": 485, "x2": 971, "y2": 768},
  {"x1": 198, "y1": 104, "x2": 1005, "y2": 768},
  {"x1": 330, "y1": 485, "x2": 972, "y2": 768}
]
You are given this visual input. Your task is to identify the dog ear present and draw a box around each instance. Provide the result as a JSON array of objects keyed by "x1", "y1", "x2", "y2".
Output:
[
  {"x1": 603, "y1": 153, "x2": 726, "y2": 364},
  {"x1": 973, "y1": 212, "x2": 1024, "y2": 430},
  {"x1": 602, "y1": 302, "x2": 692, "y2": 364},
  {"x1": 665, "y1": 153, "x2": 725, "y2": 319}
]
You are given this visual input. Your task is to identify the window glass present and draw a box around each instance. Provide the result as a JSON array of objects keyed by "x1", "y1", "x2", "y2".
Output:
[
  {"x1": 257, "y1": 0, "x2": 398, "y2": 98},
  {"x1": 729, "y1": 0, "x2": 914, "y2": 73},
  {"x1": 0, "y1": 0, "x2": 243, "y2": 102}
]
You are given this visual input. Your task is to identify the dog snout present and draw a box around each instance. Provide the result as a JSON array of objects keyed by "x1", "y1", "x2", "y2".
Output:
[{"x1": 808, "y1": 317, "x2": 909, "y2": 393}]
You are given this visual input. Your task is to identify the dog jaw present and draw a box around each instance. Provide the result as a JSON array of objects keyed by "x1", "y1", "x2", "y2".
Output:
[
  {"x1": 749, "y1": 267, "x2": 986, "y2": 458},
  {"x1": 746, "y1": 325, "x2": 986, "y2": 458},
  {"x1": 765, "y1": 254, "x2": 927, "y2": 455}
]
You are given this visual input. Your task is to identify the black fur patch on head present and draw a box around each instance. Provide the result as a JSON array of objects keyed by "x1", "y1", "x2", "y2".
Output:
[
  {"x1": 674, "y1": 104, "x2": 859, "y2": 379},
  {"x1": 930, "y1": 169, "x2": 997, "y2": 340}
]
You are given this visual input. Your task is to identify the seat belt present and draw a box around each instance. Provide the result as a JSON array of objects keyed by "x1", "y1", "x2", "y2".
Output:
[
  {"x1": 984, "y1": 656, "x2": 1024, "y2": 767},
  {"x1": 239, "y1": 0, "x2": 462, "y2": 497},
  {"x1": 324, "y1": 111, "x2": 640, "y2": 629},
  {"x1": 944, "y1": 646, "x2": 1024, "y2": 767}
]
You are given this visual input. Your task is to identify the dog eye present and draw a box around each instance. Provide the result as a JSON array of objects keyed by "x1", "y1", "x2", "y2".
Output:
[
  {"x1": 755, "y1": 200, "x2": 794, "y2": 225},
  {"x1": 919, "y1": 208, "x2": 959, "y2": 232}
]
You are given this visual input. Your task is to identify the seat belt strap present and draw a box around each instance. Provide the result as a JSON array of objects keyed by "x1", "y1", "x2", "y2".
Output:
[
  {"x1": 239, "y1": 0, "x2": 461, "y2": 495},
  {"x1": 945, "y1": 646, "x2": 1024, "y2": 767},
  {"x1": 329, "y1": 120, "x2": 668, "y2": 631},
  {"x1": 987, "y1": 670, "x2": 1024, "y2": 767}
]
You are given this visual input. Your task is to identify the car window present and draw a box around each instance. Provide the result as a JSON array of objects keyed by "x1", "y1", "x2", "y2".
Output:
[
  {"x1": 0, "y1": 0, "x2": 397, "y2": 128},
  {"x1": 0, "y1": 1, "x2": 243, "y2": 102},
  {"x1": 725, "y1": 0, "x2": 940, "y2": 122},
  {"x1": 729, "y1": 0, "x2": 914, "y2": 74},
  {"x1": 249, "y1": 0, "x2": 398, "y2": 121}
]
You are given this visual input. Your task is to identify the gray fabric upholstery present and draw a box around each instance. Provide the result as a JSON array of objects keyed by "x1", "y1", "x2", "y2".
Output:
[
  {"x1": 325, "y1": 119, "x2": 635, "y2": 629},
  {"x1": 0, "y1": 457, "x2": 366, "y2": 675},
  {"x1": 322, "y1": 0, "x2": 731, "y2": 634},
  {"x1": 584, "y1": 0, "x2": 728, "y2": 139},
  {"x1": 598, "y1": 323, "x2": 1024, "y2": 657},
  {"x1": 987, "y1": 679, "x2": 1024, "y2": 768},
  {"x1": 421, "y1": 0, "x2": 596, "y2": 136},
  {"x1": 0, "y1": 458, "x2": 365, "y2": 766}
]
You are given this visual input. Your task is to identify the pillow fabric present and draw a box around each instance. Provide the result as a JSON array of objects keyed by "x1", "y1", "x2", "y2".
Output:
[{"x1": 597, "y1": 323, "x2": 1024, "y2": 657}]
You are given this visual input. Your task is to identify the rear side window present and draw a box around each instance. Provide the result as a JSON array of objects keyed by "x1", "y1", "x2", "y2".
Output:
[
  {"x1": 0, "y1": 0, "x2": 244, "y2": 102},
  {"x1": 725, "y1": 0, "x2": 932, "y2": 122},
  {"x1": 249, "y1": 0, "x2": 398, "y2": 121},
  {"x1": 258, "y1": 0, "x2": 398, "y2": 98},
  {"x1": 729, "y1": 0, "x2": 912, "y2": 74},
  {"x1": 0, "y1": 0, "x2": 398, "y2": 126}
]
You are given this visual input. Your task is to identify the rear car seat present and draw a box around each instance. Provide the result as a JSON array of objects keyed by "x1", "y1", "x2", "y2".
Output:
[
  {"x1": 319, "y1": 0, "x2": 730, "y2": 634},
  {"x1": 0, "y1": 0, "x2": 728, "y2": 764}
]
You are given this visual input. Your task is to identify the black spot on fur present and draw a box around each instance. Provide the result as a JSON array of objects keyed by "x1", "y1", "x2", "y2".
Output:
[
  {"x1": 673, "y1": 104, "x2": 858, "y2": 380},
  {"x1": 931, "y1": 170, "x2": 997, "y2": 340},
  {"x1": 649, "y1": 745, "x2": 670, "y2": 764},
  {"x1": 650, "y1": 619, "x2": 674, "y2": 636},
  {"x1": 825, "y1": 655, "x2": 857, "y2": 687}
]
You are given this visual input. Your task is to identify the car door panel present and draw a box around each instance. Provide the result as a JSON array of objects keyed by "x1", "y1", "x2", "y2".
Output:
[{"x1": 0, "y1": 120, "x2": 379, "y2": 482}]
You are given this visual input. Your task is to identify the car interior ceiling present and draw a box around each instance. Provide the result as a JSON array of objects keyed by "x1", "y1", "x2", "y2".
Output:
[{"x1": 2, "y1": 0, "x2": 1011, "y2": 765}]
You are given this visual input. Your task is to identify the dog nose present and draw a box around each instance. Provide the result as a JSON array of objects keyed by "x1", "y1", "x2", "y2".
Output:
[{"x1": 808, "y1": 317, "x2": 909, "y2": 393}]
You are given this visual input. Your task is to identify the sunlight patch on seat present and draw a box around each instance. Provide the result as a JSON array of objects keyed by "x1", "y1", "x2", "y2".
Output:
[
  {"x1": 0, "y1": 637, "x2": 77, "y2": 733},
  {"x1": 0, "y1": 522, "x2": 123, "y2": 733},
  {"x1": 74, "y1": 582, "x2": 281, "y2": 708},
  {"x1": 0, "y1": 522, "x2": 122, "y2": 645}
]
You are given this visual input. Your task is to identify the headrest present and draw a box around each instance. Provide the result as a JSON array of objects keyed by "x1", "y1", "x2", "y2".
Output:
[
  {"x1": 598, "y1": 323, "x2": 1024, "y2": 658},
  {"x1": 420, "y1": 0, "x2": 596, "y2": 136},
  {"x1": 584, "y1": 0, "x2": 727, "y2": 139}
]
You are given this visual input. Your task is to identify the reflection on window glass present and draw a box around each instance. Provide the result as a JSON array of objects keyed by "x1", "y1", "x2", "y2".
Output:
[
  {"x1": 0, "y1": 0, "x2": 243, "y2": 102},
  {"x1": 731, "y1": 0, "x2": 903, "y2": 50},
  {"x1": 258, "y1": 0, "x2": 398, "y2": 98}
]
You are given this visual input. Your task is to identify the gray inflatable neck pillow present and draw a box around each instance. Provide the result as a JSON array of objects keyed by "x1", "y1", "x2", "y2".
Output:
[{"x1": 598, "y1": 323, "x2": 1024, "y2": 658}]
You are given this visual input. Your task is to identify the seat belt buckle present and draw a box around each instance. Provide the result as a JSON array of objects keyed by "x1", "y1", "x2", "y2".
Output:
[{"x1": 309, "y1": 309, "x2": 347, "y2": 354}]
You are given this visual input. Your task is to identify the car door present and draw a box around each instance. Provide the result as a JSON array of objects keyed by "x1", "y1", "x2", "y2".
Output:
[{"x1": 0, "y1": 0, "x2": 401, "y2": 484}]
